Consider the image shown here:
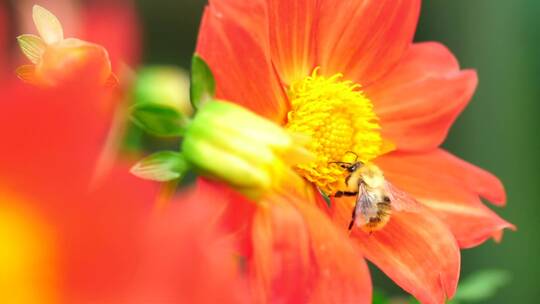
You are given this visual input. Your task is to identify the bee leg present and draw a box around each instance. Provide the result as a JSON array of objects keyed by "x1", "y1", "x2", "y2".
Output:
[
  {"x1": 333, "y1": 191, "x2": 358, "y2": 198},
  {"x1": 348, "y1": 205, "x2": 357, "y2": 231}
]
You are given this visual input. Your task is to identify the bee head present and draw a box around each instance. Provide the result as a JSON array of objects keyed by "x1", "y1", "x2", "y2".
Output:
[
  {"x1": 329, "y1": 151, "x2": 364, "y2": 172},
  {"x1": 348, "y1": 162, "x2": 363, "y2": 172},
  {"x1": 328, "y1": 161, "x2": 364, "y2": 172}
]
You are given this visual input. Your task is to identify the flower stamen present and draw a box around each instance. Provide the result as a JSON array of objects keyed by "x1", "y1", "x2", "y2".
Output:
[{"x1": 285, "y1": 68, "x2": 392, "y2": 194}]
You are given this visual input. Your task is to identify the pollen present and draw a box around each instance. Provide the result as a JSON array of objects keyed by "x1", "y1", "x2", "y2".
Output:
[{"x1": 285, "y1": 68, "x2": 389, "y2": 194}]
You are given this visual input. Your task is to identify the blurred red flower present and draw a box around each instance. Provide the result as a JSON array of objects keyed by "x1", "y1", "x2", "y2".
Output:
[{"x1": 0, "y1": 77, "x2": 248, "y2": 303}]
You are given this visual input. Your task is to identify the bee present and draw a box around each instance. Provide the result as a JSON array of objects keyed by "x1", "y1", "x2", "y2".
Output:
[{"x1": 330, "y1": 154, "x2": 417, "y2": 233}]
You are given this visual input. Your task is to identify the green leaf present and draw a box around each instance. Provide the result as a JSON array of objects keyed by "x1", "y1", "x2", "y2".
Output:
[
  {"x1": 130, "y1": 102, "x2": 189, "y2": 137},
  {"x1": 130, "y1": 151, "x2": 189, "y2": 182},
  {"x1": 372, "y1": 290, "x2": 390, "y2": 304},
  {"x1": 190, "y1": 54, "x2": 215, "y2": 110},
  {"x1": 452, "y1": 269, "x2": 511, "y2": 303}
]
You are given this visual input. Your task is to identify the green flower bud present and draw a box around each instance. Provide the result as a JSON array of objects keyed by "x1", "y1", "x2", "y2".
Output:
[{"x1": 182, "y1": 101, "x2": 312, "y2": 200}]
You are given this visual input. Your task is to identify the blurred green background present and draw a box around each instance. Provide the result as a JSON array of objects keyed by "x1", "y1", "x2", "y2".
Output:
[
  {"x1": 6, "y1": 0, "x2": 538, "y2": 302},
  {"x1": 133, "y1": 1, "x2": 539, "y2": 302},
  {"x1": 415, "y1": 2, "x2": 539, "y2": 303}
]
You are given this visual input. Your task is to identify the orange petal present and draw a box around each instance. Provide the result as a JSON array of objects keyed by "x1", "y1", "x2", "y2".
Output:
[
  {"x1": 250, "y1": 200, "x2": 312, "y2": 303},
  {"x1": 104, "y1": 73, "x2": 119, "y2": 88},
  {"x1": 245, "y1": 182, "x2": 372, "y2": 303},
  {"x1": 59, "y1": 166, "x2": 247, "y2": 303},
  {"x1": 378, "y1": 149, "x2": 506, "y2": 205},
  {"x1": 15, "y1": 65, "x2": 39, "y2": 85},
  {"x1": 333, "y1": 199, "x2": 460, "y2": 304},
  {"x1": 196, "y1": 5, "x2": 288, "y2": 123},
  {"x1": 127, "y1": 180, "x2": 249, "y2": 304},
  {"x1": 266, "y1": 0, "x2": 318, "y2": 84},
  {"x1": 376, "y1": 150, "x2": 514, "y2": 248},
  {"x1": 292, "y1": 192, "x2": 372, "y2": 304},
  {"x1": 0, "y1": 82, "x2": 113, "y2": 201},
  {"x1": 60, "y1": 164, "x2": 159, "y2": 301},
  {"x1": 318, "y1": 0, "x2": 420, "y2": 86},
  {"x1": 367, "y1": 42, "x2": 478, "y2": 151},
  {"x1": 202, "y1": 180, "x2": 257, "y2": 257},
  {"x1": 209, "y1": 0, "x2": 267, "y2": 44}
]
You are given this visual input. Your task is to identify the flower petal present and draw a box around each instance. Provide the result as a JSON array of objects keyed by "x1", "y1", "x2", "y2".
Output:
[
  {"x1": 333, "y1": 198, "x2": 460, "y2": 304},
  {"x1": 292, "y1": 191, "x2": 372, "y2": 304},
  {"x1": 266, "y1": 0, "x2": 318, "y2": 83},
  {"x1": 187, "y1": 179, "x2": 312, "y2": 303},
  {"x1": 209, "y1": 0, "x2": 266, "y2": 40},
  {"x1": 421, "y1": 197, "x2": 514, "y2": 248},
  {"x1": 249, "y1": 188, "x2": 373, "y2": 304},
  {"x1": 378, "y1": 149, "x2": 506, "y2": 205},
  {"x1": 17, "y1": 34, "x2": 46, "y2": 64},
  {"x1": 60, "y1": 164, "x2": 159, "y2": 301},
  {"x1": 0, "y1": 82, "x2": 113, "y2": 201},
  {"x1": 318, "y1": 0, "x2": 420, "y2": 85},
  {"x1": 376, "y1": 150, "x2": 513, "y2": 248},
  {"x1": 250, "y1": 199, "x2": 312, "y2": 303},
  {"x1": 196, "y1": 4, "x2": 288, "y2": 123},
  {"x1": 33, "y1": 5, "x2": 64, "y2": 45},
  {"x1": 126, "y1": 180, "x2": 249, "y2": 304},
  {"x1": 15, "y1": 65, "x2": 38, "y2": 84},
  {"x1": 367, "y1": 42, "x2": 478, "y2": 151}
]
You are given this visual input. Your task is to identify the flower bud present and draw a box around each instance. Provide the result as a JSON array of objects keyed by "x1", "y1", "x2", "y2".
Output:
[
  {"x1": 182, "y1": 101, "x2": 312, "y2": 200},
  {"x1": 16, "y1": 5, "x2": 116, "y2": 87},
  {"x1": 36, "y1": 38, "x2": 112, "y2": 86}
]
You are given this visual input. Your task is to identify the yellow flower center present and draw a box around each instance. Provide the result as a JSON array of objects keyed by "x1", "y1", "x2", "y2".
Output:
[{"x1": 285, "y1": 69, "x2": 390, "y2": 194}]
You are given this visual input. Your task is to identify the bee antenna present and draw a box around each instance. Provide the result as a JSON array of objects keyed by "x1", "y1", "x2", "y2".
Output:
[
  {"x1": 344, "y1": 151, "x2": 359, "y2": 162},
  {"x1": 328, "y1": 161, "x2": 352, "y2": 166}
]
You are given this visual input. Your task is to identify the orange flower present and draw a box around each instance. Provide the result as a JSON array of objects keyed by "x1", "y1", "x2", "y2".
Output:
[
  {"x1": 196, "y1": 0, "x2": 514, "y2": 303},
  {"x1": 0, "y1": 80, "x2": 249, "y2": 303},
  {"x1": 175, "y1": 101, "x2": 373, "y2": 302}
]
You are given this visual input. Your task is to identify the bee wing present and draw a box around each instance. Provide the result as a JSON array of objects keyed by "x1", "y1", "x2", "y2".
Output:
[
  {"x1": 354, "y1": 183, "x2": 377, "y2": 225},
  {"x1": 384, "y1": 181, "x2": 420, "y2": 212}
]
